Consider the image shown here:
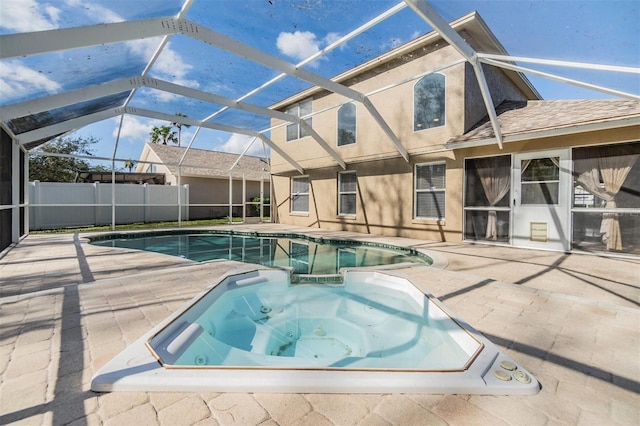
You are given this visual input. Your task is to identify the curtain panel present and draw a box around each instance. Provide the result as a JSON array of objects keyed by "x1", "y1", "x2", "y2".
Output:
[
  {"x1": 573, "y1": 145, "x2": 639, "y2": 251},
  {"x1": 475, "y1": 157, "x2": 511, "y2": 240}
]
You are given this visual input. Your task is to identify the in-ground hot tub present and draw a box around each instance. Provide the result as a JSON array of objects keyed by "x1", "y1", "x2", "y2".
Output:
[{"x1": 91, "y1": 269, "x2": 540, "y2": 394}]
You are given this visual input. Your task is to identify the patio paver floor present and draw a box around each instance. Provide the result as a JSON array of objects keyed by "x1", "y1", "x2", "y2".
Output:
[{"x1": 1, "y1": 224, "x2": 639, "y2": 425}]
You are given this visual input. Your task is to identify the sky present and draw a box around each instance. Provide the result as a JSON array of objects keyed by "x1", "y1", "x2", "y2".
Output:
[{"x1": 1, "y1": 0, "x2": 638, "y2": 170}]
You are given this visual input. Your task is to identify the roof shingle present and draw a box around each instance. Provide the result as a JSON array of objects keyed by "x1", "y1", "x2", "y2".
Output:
[
  {"x1": 146, "y1": 144, "x2": 269, "y2": 180},
  {"x1": 448, "y1": 100, "x2": 640, "y2": 144}
]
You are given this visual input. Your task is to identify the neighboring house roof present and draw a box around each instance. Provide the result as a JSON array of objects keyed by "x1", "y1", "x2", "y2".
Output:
[
  {"x1": 447, "y1": 100, "x2": 640, "y2": 147},
  {"x1": 76, "y1": 171, "x2": 165, "y2": 184},
  {"x1": 142, "y1": 144, "x2": 270, "y2": 180}
]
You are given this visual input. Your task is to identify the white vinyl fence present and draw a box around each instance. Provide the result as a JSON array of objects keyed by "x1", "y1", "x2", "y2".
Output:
[{"x1": 29, "y1": 181, "x2": 189, "y2": 230}]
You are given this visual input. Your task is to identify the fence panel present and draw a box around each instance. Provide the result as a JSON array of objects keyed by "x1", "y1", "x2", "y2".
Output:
[
  {"x1": 30, "y1": 181, "x2": 97, "y2": 229},
  {"x1": 29, "y1": 181, "x2": 189, "y2": 230},
  {"x1": 146, "y1": 184, "x2": 189, "y2": 222}
]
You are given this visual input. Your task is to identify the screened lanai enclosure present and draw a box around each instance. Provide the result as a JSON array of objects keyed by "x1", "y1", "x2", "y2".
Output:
[{"x1": 1, "y1": 0, "x2": 639, "y2": 255}]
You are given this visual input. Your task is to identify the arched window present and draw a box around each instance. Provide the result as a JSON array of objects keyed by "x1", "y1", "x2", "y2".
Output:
[
  {"x1": 414, "y1": 73, "x2": 445, "y2": 131},
  {"x1": 337, "y1": 103, "x2": 356, "y2": 146}
]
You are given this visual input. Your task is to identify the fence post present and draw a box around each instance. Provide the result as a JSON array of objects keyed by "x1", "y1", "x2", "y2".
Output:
[
  {"x1": 242, "y1": 174, "x2": 246, "y2": 223},
  {"x1": 33, "y1": 180, "x2": 40, "y2": 230},
  {"x1": 144, "y1": 183, "x2": 149, "y2": 223},
  {"x1": 228, "y1": 173, "x2": 233, "y2": 224},
  {"x1": 183, "y1": 184, "x2": 189, "y2": 221},
  {"x1": 177, "y1": 165, "x2": 182, "y2": 227},
  {"x1": 260, "y1": 177, "x2": 264, "y2": 222},
  {"x1": 110, "y1": 162, "x2": 116, "y2": 230},
  {"x1": 94, "y1": 182, "x2": 99, "y2": 226}
]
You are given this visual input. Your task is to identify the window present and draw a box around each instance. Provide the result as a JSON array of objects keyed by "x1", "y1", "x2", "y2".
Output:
[
  {"x1": 338, "y1": 171, "x2": 357, "y2": 216},
  {"x1": 521, "y1": 157, "x2": 560, "y2": 204},
  {"x1": 571, "y1": 142, "x2": 640, "y2": 254},
  {"x1": 291, "y1": 176, "x2": 309, "y2": 213},
  {"x1": 285, "y1": 99, "x2": 312, "y2": 141},
  {"x1": 415, "y1": 163, "x2": 445, "y2": 219},
  {"x1": 337, "y1": 103, "x2": 356, "y2": 146},
  {"x1": 463, "y1": 156, "x2": 511, "y2": 242},
  {"x1": 414, "y1": 73, "x2": 445, "y2": 131}
]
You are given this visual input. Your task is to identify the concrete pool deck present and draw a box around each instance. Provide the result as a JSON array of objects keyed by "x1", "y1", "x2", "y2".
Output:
[{"x1": 1, "y1": 224, "x2": 639, "y2": 425}]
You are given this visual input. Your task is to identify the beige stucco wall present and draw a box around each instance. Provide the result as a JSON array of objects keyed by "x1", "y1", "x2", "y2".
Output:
[
  {"x1": 270, "y1": 44, "x2": 470, "y2": 173},
  {"x1": 273, "y1": 125, "x2": 639, "y2": 242},
  {"x1": 272, "y1": 149, "x2": 462, "y2": 242},
  {"x1": 269, "y1": 35, "x2": 527, "y2": 241},
  {"x1": 138, "y1": 148, "x2": 175, "y2": 184},
  {"x1": 180, "y1": 177, "x2": 266, "y2": 204},
  {"x1": 181, "y1": 176, "x2": 269, "y2": 220}
]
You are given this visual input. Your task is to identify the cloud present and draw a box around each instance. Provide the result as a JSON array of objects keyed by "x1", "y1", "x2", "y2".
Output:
[
  {"x1": 0, "y1": 62, "x2": 62, "y2": 102},
  {"x1": 63, "y1": 0, "x2": 123, "y2": 23},
  {"x1": 61, "y1": 1, "x2": 196, "y2": 103},
  {"x1": 0, "y1": 0, "x2": 60, "y2": 32},
  {"x1": 152, "y1": 42, "x2": 194, "y2": 82},
  {"x1": 219, "y1": 134, "x2": 266, "y2": 157},
  {"x1": 113, "y1": 116, "x2": 162, "y2": 143},
  {"x1": 276, "y1": 30, "x2": 347, "y2": 66},
  {"x1": 324, "y1": 32, "x2": 344, "y2": 48},
  {"x1": 128, "y1": 39, "x2": 199, "y2": 102},
  {"x1": 277, "y1": 31, "x2": 321, "y2": 61}
]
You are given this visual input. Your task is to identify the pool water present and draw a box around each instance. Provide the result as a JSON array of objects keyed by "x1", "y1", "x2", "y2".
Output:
[
  {"x1": 148, "y1": 270, "x2": 480, "y2": 370},
  {"x1": 91, "y1": 232, "x2": 430, "y2": 277}
]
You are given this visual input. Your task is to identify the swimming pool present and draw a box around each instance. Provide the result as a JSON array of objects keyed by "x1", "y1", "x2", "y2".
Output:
[
  {"x1": 91, "y1": 269, "x2": 540, "y2": 394},
  {"x1": 90, "y1": 230, "x2": 431, "y2": 281}
]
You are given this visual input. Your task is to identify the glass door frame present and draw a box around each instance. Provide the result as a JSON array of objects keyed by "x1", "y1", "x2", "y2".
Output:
[{"x1": 511, "y1": 148, "x2": 571, "y2": 251}]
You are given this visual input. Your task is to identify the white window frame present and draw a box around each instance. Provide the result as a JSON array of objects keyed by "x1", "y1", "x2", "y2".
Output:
[
  {"x1": 290, "y1": 176, "x2": 310, "y2": 213},
  {"x1": 338, "y1": 171, "x2": 357, "y2": 216},
  {"x1": 286, "y1": 98, "x2": 313, "y2": 142},
  {"x1": 414, "y1": 162, "x2": 446, "y2": 220},
  {"x1": 337, "y1": 102, "x2": 357, "y2": 147}
]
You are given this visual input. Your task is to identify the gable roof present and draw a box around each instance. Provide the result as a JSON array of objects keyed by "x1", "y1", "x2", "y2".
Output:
[
  {"x1": 270, "y1": 11, "x2": 540, "y2": 111},
  {"x1": 142, "y1": 144, "x2": 269, "y2": 180},
  {"x1": 447, "y1": 99, "x2": 640, "y2": 147}
]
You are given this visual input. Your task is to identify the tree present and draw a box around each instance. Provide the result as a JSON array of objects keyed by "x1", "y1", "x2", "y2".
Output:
[
  {"x1": 123, "y1": 159, "x2": 135, "y2": 172},
  {"x1": 29, "y1": 136, "x2": 99, "y2": 182},
  {"x1": 149, "y1": 125, "x2": 178, "y2": 145},
  {"x1": 171, "y1": 113, "x2": 190, "y2": 147}
]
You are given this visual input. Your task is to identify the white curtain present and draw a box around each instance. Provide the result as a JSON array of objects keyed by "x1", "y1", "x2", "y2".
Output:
[
  {"x1": 574, "y1": 146, "x2": 639, "y2": 251},
  {"x1": 476, "y1": 157, "x2": 510, "y2": 240}
]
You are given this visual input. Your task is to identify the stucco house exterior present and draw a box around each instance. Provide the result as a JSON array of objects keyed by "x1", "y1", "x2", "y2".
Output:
[
  {"x1": 137, "y1": 143, "x2": 271, "y2": 220},
  {"x1": 268, "y1": 12, "x2": 640, "y2": 255}
]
